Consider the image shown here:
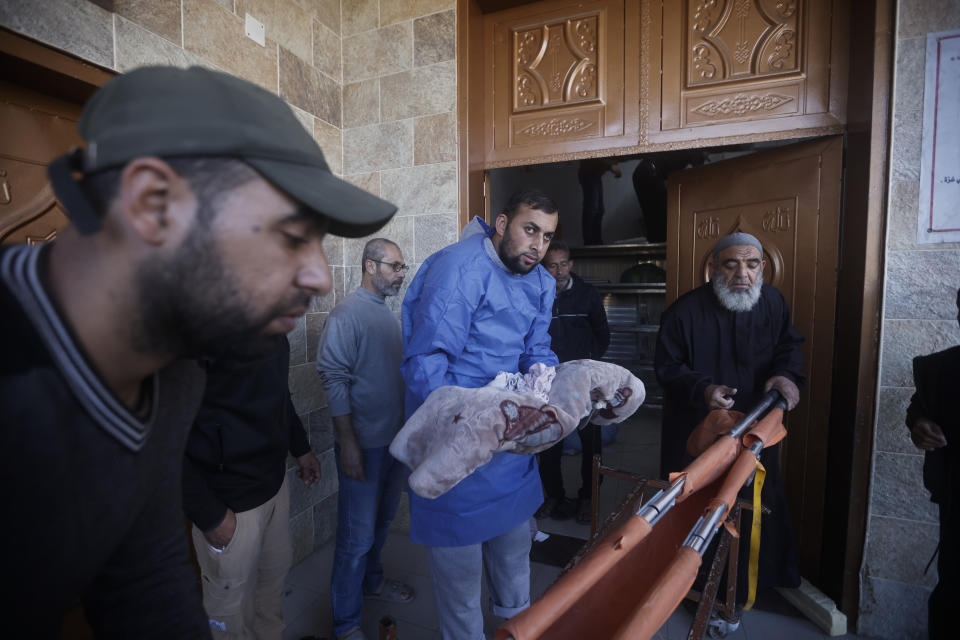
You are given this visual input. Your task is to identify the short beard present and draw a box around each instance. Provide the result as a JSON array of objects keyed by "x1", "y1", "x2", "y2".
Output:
[
  {"x1": 134, "y1": 219, "x2": 302, "y2": 359},
  {"x1": 372, "y1": 271, "x2": 401, "y2": 297},
  {"x1": 712, "y1": 271, "x2": 763, "y2": 312},
  {"x1": 498, "y1": 230, "x2": 537, "y2": 275}
]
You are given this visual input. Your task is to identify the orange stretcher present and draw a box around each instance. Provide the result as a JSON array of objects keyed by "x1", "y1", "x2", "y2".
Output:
[{"x1": 495, "y1": 391, "x2": 788, "y2": 640}]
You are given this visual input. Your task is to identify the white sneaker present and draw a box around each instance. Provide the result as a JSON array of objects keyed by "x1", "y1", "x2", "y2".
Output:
[{"x1": 706, "y1": 614, "x2": 741, "y2": 638}]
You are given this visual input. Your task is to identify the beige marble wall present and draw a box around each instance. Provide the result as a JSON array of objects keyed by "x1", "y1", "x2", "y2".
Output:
[
  {"x1": 0, "y1": 0, "x2": 352, "y2": 563},
  {"x1": 293, "y1": 0, "x2": 460, "y2": 541},
  {"x1": 861, "y1": 1, "x2": 960, "y2": 637},
  {"x1": 339, "y1": 0, "x2": 459, "y2": 315}
]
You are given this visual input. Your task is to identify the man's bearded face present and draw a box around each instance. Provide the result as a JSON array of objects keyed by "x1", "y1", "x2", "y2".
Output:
[
  {"x1": 133, "y1": 179, "x2": 323, "y2": 359},
  {"x1": 711, "y1": 244, "x2": 765, "y2": 312},
  {"x1": 135, "y1": 220, "x2": 307, "y2": 358},
  {"x1": 496, "y1": 204, "x2": 557, "y2": 275},
  {"x1": 371, "y1": 244, "x2": 406, "y2": 297},
  {"x1": 543, "y1": 250, "x2": 572, "y2": 290}
]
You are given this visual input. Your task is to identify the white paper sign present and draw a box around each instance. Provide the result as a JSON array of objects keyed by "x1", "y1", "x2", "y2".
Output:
[{"x1": 918, "y1": 29, "x2": 960, "y2": 244}]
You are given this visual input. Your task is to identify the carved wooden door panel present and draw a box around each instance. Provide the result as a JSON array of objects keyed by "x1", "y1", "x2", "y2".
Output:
[
  {"x1": 0, "y1": 83, "x2": 82, "y2": 246},
  {"x1": 665, "y1": 136, "x2": 842, "y2": 581},
  {"x1": 647, "y1": 0, "x2": 846, "y2": 145},
  {"x1": 484, "y1": 0, "x2": 639, "y2": 164}
]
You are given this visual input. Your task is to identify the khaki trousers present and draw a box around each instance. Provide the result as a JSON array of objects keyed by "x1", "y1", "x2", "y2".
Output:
[{"x1": 192, "y1": 475, "x2": 291, "y2": 640}]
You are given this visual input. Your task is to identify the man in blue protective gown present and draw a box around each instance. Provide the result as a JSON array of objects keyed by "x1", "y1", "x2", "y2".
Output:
[{"x1": 401, "y1": 189, "x2": 560, "y2": 640}]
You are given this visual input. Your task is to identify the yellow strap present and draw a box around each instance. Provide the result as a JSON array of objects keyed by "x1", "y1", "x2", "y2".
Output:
[{"x1": 744, "y1": 459, "x2": 766, "y2": 611}]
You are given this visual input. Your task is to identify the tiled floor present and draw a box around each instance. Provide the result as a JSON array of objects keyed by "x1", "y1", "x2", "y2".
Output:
[{"x1": 282, "y1": 408, "x2": 865, "y2": 640}]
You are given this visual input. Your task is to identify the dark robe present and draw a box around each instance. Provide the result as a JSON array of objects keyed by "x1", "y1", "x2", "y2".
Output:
[
  {"x1": 578, "y1": 159, "x2": 609, "y2": 246},
  {"x1": 907, "y1": 345, "x2": 960, "y2": 640},
  {"x1": 654, "y1": 282, "x2": 806, "y2": 602}
]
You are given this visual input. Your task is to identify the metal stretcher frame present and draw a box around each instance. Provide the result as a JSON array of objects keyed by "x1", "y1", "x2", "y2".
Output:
[
  {"x1": 496, "y1": 391, "x2": 786, "y2": 640},
  {"x1": 582, "y1": 462, "x2": 755, "y2": 640}
]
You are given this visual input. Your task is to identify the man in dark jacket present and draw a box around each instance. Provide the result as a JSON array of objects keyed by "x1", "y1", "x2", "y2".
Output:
[
  {"x1": 536, "y1": 240, "x2": 610, "y2": 523},
  {"x1": 906, "y1": 287, "x2": 960, "y2": 640},
  {"x1": 183, "y1": 335, "x2": 321, "y2": 638}
]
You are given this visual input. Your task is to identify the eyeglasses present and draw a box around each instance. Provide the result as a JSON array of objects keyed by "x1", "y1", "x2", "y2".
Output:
[{"x1": 369, "y1": 259, "x2": 409, "y2": 273}]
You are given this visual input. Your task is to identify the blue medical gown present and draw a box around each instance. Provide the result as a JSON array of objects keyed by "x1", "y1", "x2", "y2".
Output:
[{"x1": 401, "y1": 219, "x2": 559, "y2": 546}]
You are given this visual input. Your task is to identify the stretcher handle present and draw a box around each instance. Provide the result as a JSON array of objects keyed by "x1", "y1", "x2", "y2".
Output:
[
  {"x1": 576, "y1": 400, "x2": 607, "y2": 431},
  {"x1": 726, "y1": 389, "x2": 786, "y2": 439},
  {"x1": 638, "y1": 391, "x2": 785, "y2": 526},
  {"x1": 683, "y1": 503, "x2": 728, "y2": 554},
  {"x1": 636, "y1": 476, "x2": 685, "y2": 525}
]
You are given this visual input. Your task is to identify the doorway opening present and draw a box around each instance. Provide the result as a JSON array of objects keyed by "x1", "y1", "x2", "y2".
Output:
[
  {"x1": 488, "y1": 138, "x2": 801, "y2": 410},
  {"x1": 488, "y1": 136, "x2": 840, "y2": 587},
  {"x1": 488, "y1": 141, "x2": 798, "y2": 246}
]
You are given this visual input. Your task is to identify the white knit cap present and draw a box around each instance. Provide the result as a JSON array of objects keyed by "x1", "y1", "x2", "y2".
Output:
[{"x1": 711, "y1": 232, "x2": 763, "y2": 256}]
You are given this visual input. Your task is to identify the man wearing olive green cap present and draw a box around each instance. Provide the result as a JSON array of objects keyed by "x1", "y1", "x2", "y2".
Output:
[{"x1": 0, "y1": 66, "x2": 396, "y2": 638}]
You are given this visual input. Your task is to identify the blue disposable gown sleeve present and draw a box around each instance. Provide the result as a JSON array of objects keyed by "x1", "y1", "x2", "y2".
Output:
[
  {"x1": 519, "y1": 275, "x2": 559, "y2": 372},
  {"x1": 402, "y1": 259, "x2": 485, "y2": 409}
]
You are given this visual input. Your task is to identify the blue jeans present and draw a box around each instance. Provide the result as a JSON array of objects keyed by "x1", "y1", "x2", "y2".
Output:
[
  {"x1": 425, "y1": 521, "x2": 532, "y2": 640},
  {"x1": 331, "y1": 445, "x2": 404, "y2": 637}
]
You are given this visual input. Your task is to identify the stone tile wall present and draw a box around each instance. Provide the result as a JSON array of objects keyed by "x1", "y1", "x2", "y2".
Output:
[
  {"x1": 860, "y1": 1, "x2": 960, "y2": 637},
  {"x1": 338, "y1": 0, "x2": 459, "y2": 322},
  {"x1": 0, "y1": 0, "x2": 459, "y2": 565}
]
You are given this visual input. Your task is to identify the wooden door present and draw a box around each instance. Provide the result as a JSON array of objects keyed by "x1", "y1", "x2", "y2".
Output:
[
  {"x1": 483, "y1": 0, "x2": 640, "y2": 164},
  {"x1": 665, "y1": 136, "x2": 842, "y2": 583},
  {"x1": 0, "y1": 29, "x2": 110, "y2": 246},
  {"x1": 644, "y1": 0, "x2": 847, "y2": 146},
  {"x1": 0, "y1": 84, "x2": 82, "y2": 245}
]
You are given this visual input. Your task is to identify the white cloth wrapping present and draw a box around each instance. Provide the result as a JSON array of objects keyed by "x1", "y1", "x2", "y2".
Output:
[
  {"x1": 390, "y1": 359, "x2": 645, "y2": 498},
  {"x1": 485, "y1": 362, "x2": 555, "y2": 403}
]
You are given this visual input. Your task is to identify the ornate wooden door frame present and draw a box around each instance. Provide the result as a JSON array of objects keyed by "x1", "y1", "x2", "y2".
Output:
[
  {"x1": 666, "y1": 136, "x2": 843, "y2": 591},
  {"x1": 459, "y1": 0, "x2": 850, "y2": 229},
  {"x1": 651, "y1": 0, "x2": 846, "y2": 144},
  {"x1": 483, "y1": 0, "x2": 640, "y2": 162}
]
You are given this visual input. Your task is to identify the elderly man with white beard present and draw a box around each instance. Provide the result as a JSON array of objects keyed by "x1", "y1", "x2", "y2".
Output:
[{"x1": 654, "y1": 232, "x2": 805, "y2": 628}]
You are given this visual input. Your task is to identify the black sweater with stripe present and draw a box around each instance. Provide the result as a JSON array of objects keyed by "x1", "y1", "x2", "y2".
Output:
[{"x1": 0, "y1": 244, "x2": 210, "y2": 638}]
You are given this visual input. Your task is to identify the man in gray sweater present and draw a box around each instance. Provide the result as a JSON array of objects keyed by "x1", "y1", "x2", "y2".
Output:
[{"x1": 317, "y1": 238, "x2": 414, "y2": 640}]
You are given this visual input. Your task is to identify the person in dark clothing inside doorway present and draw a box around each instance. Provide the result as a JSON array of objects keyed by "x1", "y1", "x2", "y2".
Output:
[
  {"x1": 183, "y1": 335, "x2": 321, "y2": 638},
  {"x1": 654, "y1": 232, "x2": 804, "y2": 632},
  {"x1": 0, "y1": 66, "x2": 395, "y2": 639},
  {"x1": 906, "y1": 287, "x2": 960, "y2": 640},
  {"x1": 578, "y1": 158, "x2": 621, "y2": 246},
  {"x1": 536, "y1": 241, "x2": 610, "y2": 523}
]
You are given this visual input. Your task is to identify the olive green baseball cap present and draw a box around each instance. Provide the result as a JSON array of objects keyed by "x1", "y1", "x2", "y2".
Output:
[{"x1": 48, "y1": 65, "x2": 396, "y2": 237}]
